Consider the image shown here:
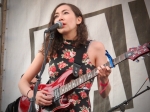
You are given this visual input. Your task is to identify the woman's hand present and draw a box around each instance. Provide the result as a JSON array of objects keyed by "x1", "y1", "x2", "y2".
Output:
[
  {"x1": 35, "y1": 90, "x2": 53, "y2": 106},
  {"x1": 97, "y1": 65, "x2": 111, "y2": 83}
]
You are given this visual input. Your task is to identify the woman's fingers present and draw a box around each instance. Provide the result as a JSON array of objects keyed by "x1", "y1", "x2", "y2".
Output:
[
  {"x1": 38, "y1": 96, "x2": 53, "y2": 106},
  {"x1": 36, "y1": 90, "x2": 53, "y2": 106},
  {"x1": 97, "y1": 65, "x2": 111, "y2": 77}
]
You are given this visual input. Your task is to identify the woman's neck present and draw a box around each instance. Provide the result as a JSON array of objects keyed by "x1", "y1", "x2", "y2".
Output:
[{"x1": 63, "y1": 30, "x2": 77, "y2": 40}]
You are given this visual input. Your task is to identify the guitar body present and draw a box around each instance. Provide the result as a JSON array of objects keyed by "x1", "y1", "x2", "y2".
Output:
[{"x1": 19, "y1": 70, "x2": 73, "y2": 112}]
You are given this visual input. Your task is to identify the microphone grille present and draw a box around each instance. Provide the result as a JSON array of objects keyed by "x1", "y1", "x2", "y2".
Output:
[{"x1": 56, "y1": 21, "x2": 63, "y2": 28}]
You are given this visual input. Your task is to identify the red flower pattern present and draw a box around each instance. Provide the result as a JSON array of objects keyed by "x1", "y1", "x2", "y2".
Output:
[
  {"x1": 70, "y1": 109, "x2": 75, "y2": 112},
  {"x1": 79, "y1": 90, "x2": 87, "y2": 99},
  {"x1": 82, "y1": 53, "x2": 93, "y2": 66},
  {"x1": 61, "y1": 49, "x2": 76, "y2": 67},
  {"x1": 48, "y1": 63, "x2": 58, "y2": 78},
  {"x1": 64, "y1": 51, "x2": 71, "y2": 59},
  {"x1": 49, "y1": 66, "x2": 56, "y2": 72},
  {"x1": 78, "y1": 83, "x2": 85, "y2": 88},
  {"x1": 85, "y1": 81, "x2": 92, "y2": 89},
  {"x1": 69, "y1": 58, "x2": 74, "y2": 63},
  {"x1": 57, "y1": 61, "x2": 68, "y2": 70},
  {"x1": 71, "y1": 94, "x2": 79, "y2": 100},
  {"x1": 68, "y1": 92, "x2": 81, "y2": 106},
  {"x1": 83, "y1": 53, "x2": 88, "y2": 59},
  {"x1": 79, "y1": 105, "x2": 90, "y2": 112}
]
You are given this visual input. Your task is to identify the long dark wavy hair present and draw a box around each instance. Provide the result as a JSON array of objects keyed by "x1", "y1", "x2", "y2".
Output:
[{"x1": 42, "y1": 3, "x2": 88, "y2": 58}]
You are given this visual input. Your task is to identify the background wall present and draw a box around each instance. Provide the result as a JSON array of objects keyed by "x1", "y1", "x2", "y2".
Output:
[{"x1": 1, "y1": 0, "x2": 150, "y2": 112}]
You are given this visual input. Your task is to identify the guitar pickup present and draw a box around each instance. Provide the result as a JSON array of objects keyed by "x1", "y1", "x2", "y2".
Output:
[{"x1": 53, "y1": 88, "x2": 60, "y2": 102}]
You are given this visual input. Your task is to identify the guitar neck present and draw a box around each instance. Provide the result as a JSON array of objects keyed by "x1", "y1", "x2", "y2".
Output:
[
  {"x1": 104, "y1": 53, "x2": 127, "y2": 67},
  {"x1": 59, "y1": 52, "x2": 128, "y2": 95}
]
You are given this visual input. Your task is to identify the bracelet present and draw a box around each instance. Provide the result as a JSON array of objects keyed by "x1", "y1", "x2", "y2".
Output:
[
  {"x1": 27, "y1": 89, "x2": 32, "y2": 98},
  {"x1": 99, "y1": 79, "x2": 109, "y2": 87},
  {"x1": 99, "y1": 79, "x2": 109, "y2": 94},
  {"x1": 100, "y1": 87, "x2": 107, "y2": 94}
]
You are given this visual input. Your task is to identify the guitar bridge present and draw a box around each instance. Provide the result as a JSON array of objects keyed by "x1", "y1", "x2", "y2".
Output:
[{"x1": 53, "y1": 88, "x2": 60, "y2": 102}]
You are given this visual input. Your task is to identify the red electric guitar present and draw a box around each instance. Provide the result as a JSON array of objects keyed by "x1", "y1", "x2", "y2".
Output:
[{"x1": 18, "y1": 42, "x2": 150, "y2": 112}]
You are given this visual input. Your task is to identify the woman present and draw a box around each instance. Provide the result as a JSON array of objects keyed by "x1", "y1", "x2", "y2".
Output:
[{"x1": 18, "y1": 3, "x2": 111, "y2": 112}]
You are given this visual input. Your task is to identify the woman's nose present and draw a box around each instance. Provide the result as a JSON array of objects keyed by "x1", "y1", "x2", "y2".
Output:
[{"x1": 58, "y1": 15, "x2": 64, "y2": 21}]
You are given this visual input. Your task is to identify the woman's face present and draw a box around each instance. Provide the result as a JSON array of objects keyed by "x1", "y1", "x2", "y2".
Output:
[{"x1": 54, "y1": 5, "x2": 82, "y2": 35}]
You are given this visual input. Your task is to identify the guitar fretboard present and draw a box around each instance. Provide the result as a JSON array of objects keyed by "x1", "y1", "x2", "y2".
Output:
[
  {"x1": 104, "y1": 53, "x2": 127, "y2": 67},
  {"x1": 59, "y1": 52, "x2": 128, "y2": 95}
]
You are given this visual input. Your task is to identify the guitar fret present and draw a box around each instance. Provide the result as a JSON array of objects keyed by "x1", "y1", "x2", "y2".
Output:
[
  {"x1": 65, "y1": 84, "x2": 68, "y2": 92},
  {"x1": 82, "y1": 75, "x2": 84, "y2": 82},
  {"x1": 80, "y1": 76, "x2": 83, "y2": 84},
  {"x1": 121, "y1": 53, "x2": 126, "y2": 61},
  {"x1": 68, "y1": 84, "x2": 70, "y2": 91},
  {"x1": 92, "y1": 70, "x2": 95, "y2": 77},
  {"x1": 70, "y1": 81, "x2": 73, "y2": 90},
  {"x1": 83, "y1": 75, "x2": 86, "y2": 82},
  {"x1": 82, "y1": 76, "x2": 84, "y2": 82},
  {"x1": 75, "y1": 79, "x2": 78, "y2": 87},
  {"x1": 87, "y1": 73, "x2": 90, "y2": 80},
  {"x1": 60, "y1": 88, "x2": 62, "y2": 95},
  {"x1": 63, "y1": 85, "x2": 66, "y2": 94},
  {"x1": 92, "y1": 69, "x2": 95, "y2": 77},
  {"x1": 78, "y1": 77, "x2": 81, "y2": 84},
  {"x1": 85, "y1": 74, "x2": 88, "y2": 81},
  {"x1": 104, "y1": 62, "x2": 110, "y2": 67},
  {"x1": 77, "y1": 78, "x2": 80, "y2": 85},
  {"x1": 72, "y1": 80, "x2": 76, "y2": 87},
  {"x1": 93, "y1": 69, "x2": 97, "y2": 77},
  {"x1": 67, "y1": 83, "x2": 70, "y2": 91},
  {"x1": 72, "y1": 80, "x2": 75, "y2": 88},
  {"x1": 113, "y1": 58, "x2": 117, "y2": 65},
  {"x1": 88, "y1": 72, "x2": 92, "y2": 79},
  {"x1": 118, "y1": 55, "x2": 121, "y2": 64},
  {"x1": 60, "y1": 86, "x2": 64, "y2": 95}
]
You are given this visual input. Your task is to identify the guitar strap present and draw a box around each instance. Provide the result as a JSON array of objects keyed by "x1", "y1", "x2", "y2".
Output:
[{"x1": 73, "y1": 40, "x2": 91, "y2": 78}]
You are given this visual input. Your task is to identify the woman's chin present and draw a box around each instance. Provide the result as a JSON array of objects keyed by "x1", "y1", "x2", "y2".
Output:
[{"x1": 58, "y1": 30, "x2": 68, "y2": 35}]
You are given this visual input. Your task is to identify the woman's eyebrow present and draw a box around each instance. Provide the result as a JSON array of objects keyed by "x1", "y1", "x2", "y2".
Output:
[{"x1": 55, "y1": 9, "x2": 69, "y2": 15}]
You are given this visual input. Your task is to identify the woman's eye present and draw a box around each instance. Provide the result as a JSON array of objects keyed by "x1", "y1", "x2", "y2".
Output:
[
  {"x1": 64, "y1": 12, "x2": 69, "y2": 14},
  {"x1": 54, "y1": 15, "x2": 58, "y2": 18}
]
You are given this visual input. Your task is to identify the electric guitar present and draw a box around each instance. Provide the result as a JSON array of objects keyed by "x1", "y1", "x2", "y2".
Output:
[{"x1": 18, "y1": 42, "x2": 150, "y2": 112}]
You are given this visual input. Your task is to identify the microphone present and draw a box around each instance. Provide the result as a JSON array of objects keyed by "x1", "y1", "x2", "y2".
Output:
[{"x1": 44, "y1": 21, "x2": 63, "y2": 33}]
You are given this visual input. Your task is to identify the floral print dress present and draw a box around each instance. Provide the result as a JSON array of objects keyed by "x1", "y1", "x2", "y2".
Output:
[{"x1": 48, "y1": 40, "x2": 95, "y2": 112}]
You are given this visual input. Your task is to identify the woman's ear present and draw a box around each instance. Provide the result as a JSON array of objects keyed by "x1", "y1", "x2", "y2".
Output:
[{"x1": 76, "y1": 16, "x2": 82, "y2": 25}]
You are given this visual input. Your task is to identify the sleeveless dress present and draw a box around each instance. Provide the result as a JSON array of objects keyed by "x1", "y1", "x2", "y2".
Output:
[{"x1": 48, "y1": 40, "x2": 95, "y2": 112}]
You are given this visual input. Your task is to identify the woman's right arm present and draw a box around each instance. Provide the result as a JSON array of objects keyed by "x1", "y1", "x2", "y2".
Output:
[
  {"x1": 18, "y1": 52, "x2": 52, "y2": 106},
  {"x1": 18, "y1": 52, "x2": 44, "y2": 97}
]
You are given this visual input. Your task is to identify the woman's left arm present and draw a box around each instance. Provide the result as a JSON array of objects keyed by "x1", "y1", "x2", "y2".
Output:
[{"x1": 94, "y1": 41, "x2": 111, "y2": 98}]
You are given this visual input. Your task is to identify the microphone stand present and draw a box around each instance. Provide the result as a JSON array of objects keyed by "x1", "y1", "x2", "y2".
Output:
[
  {"x1": 108, "y1": 86, "x2": 150, "y2": 112},
  {"x1": 28, "y1": 31, "x2": 55, "y2": 112}
]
